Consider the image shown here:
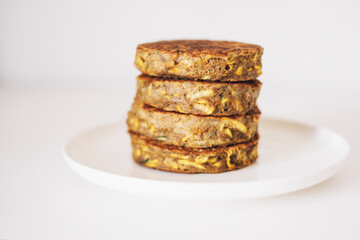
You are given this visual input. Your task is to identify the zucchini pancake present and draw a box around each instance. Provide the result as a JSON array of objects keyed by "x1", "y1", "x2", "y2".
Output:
[
  {"x1": 128, "y1": 40, "x2": 263, "y2": 173},
  {"x1": 127, "y1": 100, "x2": 260, "y2": 148},
  {"x1": 130, "y1": 132, "x2": 259, "y2": 174},
  {"x1": 136, "y1": 75, "x2": 261, "y2": 116},
  {"x1": 135, "y1": 40, "x2": 263, "y2": 81}
]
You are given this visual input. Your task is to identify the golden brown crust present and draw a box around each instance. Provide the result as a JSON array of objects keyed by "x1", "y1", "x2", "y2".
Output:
[
  {"x1": 130, "y1": 131, "x2": 259, "y2": 173},
  {"x1": 135, "y1": 40, "x2": 263, "y2": 81},
  {"x1": 127, "y1": 100, "x2": 260, "y2": 148},
  {"x1": 137, "y1": 40, "x2": 263, "y2": 57},
  {"x1": 136, "y1": 75, "x2": 261, "y2": 116}
]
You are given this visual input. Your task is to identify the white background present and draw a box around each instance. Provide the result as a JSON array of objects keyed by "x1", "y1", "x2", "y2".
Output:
[
  {"x1": 1, "y1": 0, "x2": 360, "y2": 239},
  {"x1": 1, "y1": 0, "x2": 359, "y2": 88}
]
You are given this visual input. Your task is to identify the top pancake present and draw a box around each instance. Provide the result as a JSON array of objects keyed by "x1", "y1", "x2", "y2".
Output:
[{"x1": 135, "y1": 40, "x2": 263, "y2": 81}]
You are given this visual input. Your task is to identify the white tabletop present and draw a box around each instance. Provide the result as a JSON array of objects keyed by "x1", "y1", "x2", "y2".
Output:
[{"x1": 1, "y1": 80, "x2": 359, "y2": 240}]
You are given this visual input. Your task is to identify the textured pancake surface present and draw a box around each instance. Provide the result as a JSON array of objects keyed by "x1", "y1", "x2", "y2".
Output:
[
  {"x1": 130, "y1": 132, "x2": 259, "y2": 173},
  {"x1": 127, "y1": 100, "x2": 260, "y2": 148},
  {"x1": 135, "y1": 40, "x2": 263, "y2": 81},
  {"x1": 136, "y1": 75, "x2": 261, "y2": 116}
]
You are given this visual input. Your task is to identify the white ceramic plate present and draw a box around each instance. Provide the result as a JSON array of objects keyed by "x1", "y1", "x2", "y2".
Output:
[{"x1": 63, "y1": 118, "x2": 350, "y2": 200}]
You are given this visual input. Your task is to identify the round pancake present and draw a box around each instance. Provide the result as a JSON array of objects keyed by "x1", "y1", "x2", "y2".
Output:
[
  {"x1": 135, "y1": 40, "x2": 263, "y2": 81},
  {"x1": 130, "y1": 131, "x2": 259, "y2": 174},
  {"x1": 136, "y1": 75, "x2": 261, "y2": 116},
  {"x1": 127, "y1": 100, "x2": 260, "y2": 148}
]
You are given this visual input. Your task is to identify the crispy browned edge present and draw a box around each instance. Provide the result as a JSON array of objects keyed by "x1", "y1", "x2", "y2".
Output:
[
  {"x1": 137, "y1": 74, "x2": 263, "y2": 87},
  {"x1": 129, "y1": 131, "x2": 259, "y2": 155},
  {"x1": 135, "y1": 157, "x2": 257, "y2": 174},
  {"x1": 138, "y1": 100, "x2": 262, "y2": 119},
  {"x1": 137, "y1": 40, "x2": 263, "y2": 57}
]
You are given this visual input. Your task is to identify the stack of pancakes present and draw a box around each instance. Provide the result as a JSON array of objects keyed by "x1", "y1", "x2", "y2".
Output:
[{"x1": 127, "y1": 40, "x2": 263, "y2": 173}]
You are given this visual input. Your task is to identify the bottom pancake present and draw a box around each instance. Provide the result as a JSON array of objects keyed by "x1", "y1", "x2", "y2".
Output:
[{"x1": 129, "y1": 132, "x2": 259, "y2": 174}]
